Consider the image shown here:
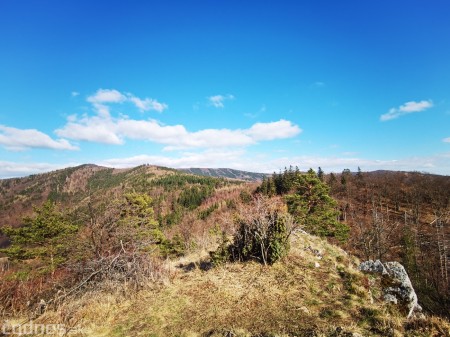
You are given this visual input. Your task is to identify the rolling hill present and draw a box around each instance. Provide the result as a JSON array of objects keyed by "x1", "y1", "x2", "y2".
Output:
[
  {"x1": 0, "y1": 164, "x2": 449, "y2": 336},
  {"x1": 179, "y1": 167, "x2": 269, "y2": 181}
]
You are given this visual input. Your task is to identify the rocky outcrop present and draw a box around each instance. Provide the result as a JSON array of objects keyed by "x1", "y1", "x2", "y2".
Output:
[
  {"x1": 359, "y1": 259, "x2": 386, "y2": 274},
  {"x1": 359, "y1": 260, "x2": 422, "y2": 318}
]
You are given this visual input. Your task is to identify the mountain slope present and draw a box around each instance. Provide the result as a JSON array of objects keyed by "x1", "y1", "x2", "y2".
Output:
[
  {"x1": 179, "y1": 168, "x2": 268, "y2": 181},
  {"x1": 0, "y1": 164, "x2": 238, "y2": 247},
  {"x1": 1, "y1": 165, "x2": 450, "y2": 336},
  {"x1": 0, "y1": 165, "x2": 162, "y2": 227},
  {"x1": 24, "y1": 231, "x2": 450, "y2": 337}
]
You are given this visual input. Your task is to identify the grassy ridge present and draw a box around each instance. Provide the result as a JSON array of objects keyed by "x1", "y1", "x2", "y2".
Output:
[{"x1": 31, "y1": 233, "x2": 450, "y2": 337}]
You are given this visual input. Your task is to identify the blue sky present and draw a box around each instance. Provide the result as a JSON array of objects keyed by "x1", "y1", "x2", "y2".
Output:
[{"x1": 0, "y1": 0, "x2": 449, "y2": 178}]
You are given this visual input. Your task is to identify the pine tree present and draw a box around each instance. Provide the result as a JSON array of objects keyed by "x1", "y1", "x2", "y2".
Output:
[
  {"x1": 259, "y1": 176, "x2": 268, "y2": 195},
  {"x1": 0, "y1": 201, "x2": 78, "y2": 271},
  {"x1": 317, "y1": 167, "x2": 324, "y2": 182},
  {"x1": 266, "y1": 175, "x2": 276, "y2": 196},
  {"x1": 341, "y1": 168, "x2": 351, "y2": 186},
  {"x1": 285, "y1": 169, "x2": 349, "y2": 241}
]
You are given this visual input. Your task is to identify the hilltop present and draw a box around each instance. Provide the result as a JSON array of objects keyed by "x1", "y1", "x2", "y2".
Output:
[
  {"x1": 179, "y1": 167, "x2": 269, "y2": 181},
  {"x1": 0, "y1": 164, "x2": 449, "y2": 336},
  {"x1": 0, "y1": 165, "x2": 175, "y2": 239},
  {"x1": 18, "y1": 229, "x2": 450, "y2": 337}
]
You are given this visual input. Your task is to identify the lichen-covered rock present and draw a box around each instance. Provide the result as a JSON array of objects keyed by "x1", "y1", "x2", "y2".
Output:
[
  {"x1": 359, "y1": 260, "x2": 422, "y2": 318},
  {"x1": 383, "y1": 261, "x2": 422, "y2": 318},
  {"x1": 359, "y1": 259, "x2": 387, "y2": 274}
]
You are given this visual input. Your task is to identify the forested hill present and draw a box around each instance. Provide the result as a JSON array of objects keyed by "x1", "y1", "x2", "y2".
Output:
[
  {"x1": 260, "y1": 167, "x2": 450, "y2": 317},
  {"x1": 1, "y1": 164, "x2": 450, "y2": 335},
  {"x1": 0, "y1": 164, "x2": 234, "y2": 230},
  {"x1": 179, "y1": 167, "x2": 268, "y2": 181}
]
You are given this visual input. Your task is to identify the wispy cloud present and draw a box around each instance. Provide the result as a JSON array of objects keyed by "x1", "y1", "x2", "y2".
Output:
[
  {"x1": 87, "y1": 89, "x2": 168, "y2": 116},
  {"x1": 0, "y1": 125, "x2": 78, "y2": 151},
  {"x1": 380, "y1": 100, "x2": 433, "y2": 121},
  {"x1": 0, "y1": 161, "x2": 73, "y2": 179},
  {"x1": 87, "y1": 89, "x2": 127, "y2": 104},
  {"x1": 127, "y1": 96, "x2": 167, "y2": 113},
  {"x1": 99, "y1": 149, "x2": 246, "y2": 169},
  {"x1": 443, "y1": 137, "x2": 450, "y2": 143},
  {"x1": 244, "y1": 105, "x2": 266, "y2": 119},
  {"x1": 342, "y1": 151, "x2": 358, "y2": 156},
  {"x1": 259, "y1": 105, "x2": 266, "y2": 113},
  {"x1": 244, "y1": 113, "x2": 257, "y2": 119},
  {"x1": 71, "y1": 91, "x2": 80, "y2": 97},
  {"x1": 311, "y1": 81, "x2": 325, "y2": 88},
  {"x1": 87, "y1": 89, "x2": 126, "y2": 117},
  {"x1": 208, "y1": 94, "x2": 234, "y2": 108}
]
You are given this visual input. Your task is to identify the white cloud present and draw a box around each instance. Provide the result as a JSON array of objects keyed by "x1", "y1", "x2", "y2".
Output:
[
  {"x1": 56, "y1": 115, "x2": 122, "y2": 144},
  {"x1": 245, "y1": 120, "x2": 301, "y2": 141},
  {"x1": 443, "y1": 137, "x2": 450, "y2": 143},
  {"x1": 0, "y1": 161, "x2": 84, "y2": 179},
  {"x1": 0, "y1": 125, "x2": 78, "y2": 151},
  {"x1": 98, "y1": 149, "x2": 246, "y2": 169},
  {"x1": 87, "y1": 89, "x2": 127, "y2": 104},
  {"x1": 56, "y1": 113, "x2": 301, "y2": 150},
  {"x1": 87, "y1": 89, "x2": 127, "y2": 118},
  {"x1": 71, "y1": 91, "x2": 80, "y2": 97},
  {"x1": 116, "y1": 119, "x2": 188, "y2": 144},
  {"x1": 381, "y1": 100, "x2": 433, "y2": 121},
  {"x1": 208, "y1": 94, "x2": 234, "y2": 108},
  {"x1": 127, "y1": 96, "x2": 168, "y2": 113},
  {"x1": 86, "y1": 89, "x2": 168, "y2": 116},
  {"x1": 58, "y1": 90, "x2": 299, "y2": 149},
  {"x1": 0, "y1": 161, "x2": 67, "y2": 179},
  {"x1": 174, "y1": 128, "x2": 253, "y2": 149}
]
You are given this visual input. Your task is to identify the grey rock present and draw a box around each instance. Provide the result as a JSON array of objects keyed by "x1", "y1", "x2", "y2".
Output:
[
  {"x1": 383, "y1": 293, "x2": 398, "y2": 304},
  {"x1": 359, "y1": 260, "x2": 422, "y2": 318},
  {"x1": 305, "y1": 245, "x2": 324, "y2": 259},
  {"x1": 359, "y1": 259, "x2": 387, "y2": 274},
  {"x1": 383, "y1": 262, "x2": 421, "y2": 318}
]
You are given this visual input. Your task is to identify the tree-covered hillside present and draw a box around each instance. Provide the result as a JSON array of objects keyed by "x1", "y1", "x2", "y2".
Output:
[
  {"x1": 259, "y1": 166, "x2": 450, "y2": 317},
  {"x1": 0, "y1": 165, "x2": 449, "y2": 336},
  {"x1": 179, "y1": 167, "x2": 269, "y2": 181}
]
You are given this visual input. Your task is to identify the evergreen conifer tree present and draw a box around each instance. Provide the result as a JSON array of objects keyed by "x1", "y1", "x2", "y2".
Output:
[
  {"x1": 1, "y1": 201, "x2": 78, "y2": 271},
  {"x1": 285, "y1": 169, "x2": 349, "y2": 241}
]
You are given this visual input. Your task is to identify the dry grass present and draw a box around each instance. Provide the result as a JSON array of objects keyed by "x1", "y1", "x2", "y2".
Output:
[{"x1": 15, "y1": 231, "x2": 450, "y2": 337}]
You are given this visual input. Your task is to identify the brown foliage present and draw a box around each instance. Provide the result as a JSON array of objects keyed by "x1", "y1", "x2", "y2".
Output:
[{"x1": 330, "y1": 170, "x2": 450, "y2": 316}]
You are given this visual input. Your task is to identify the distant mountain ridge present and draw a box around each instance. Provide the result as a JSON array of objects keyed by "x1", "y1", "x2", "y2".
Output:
[
  {"x1": 1, "y1": 164, "x2": 264, "y2": 232},
  {"x1": 179, "y1": 167, "x2": 269, "y2": 181}
]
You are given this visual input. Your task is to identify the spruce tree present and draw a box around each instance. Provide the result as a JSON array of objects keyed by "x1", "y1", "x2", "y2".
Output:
[
  {"x1": 0, "y1": 201, "x2": 78, "y2": 271},
  {"x1": 285, "y1": 169, "x2": 349, "y2": 241},
  {"x1": 317, "y1": 167, "x2": 324, "y2": 182}
]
